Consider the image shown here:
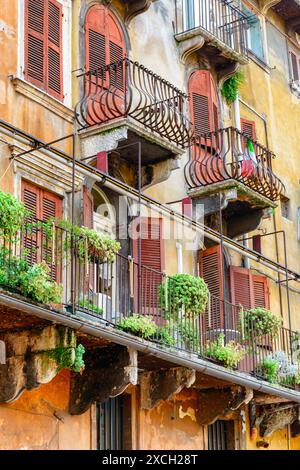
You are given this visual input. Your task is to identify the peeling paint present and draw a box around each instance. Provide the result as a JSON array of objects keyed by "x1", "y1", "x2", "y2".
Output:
[{"x1": 179, "y1": 405, "x2": 196, "y2": 422}]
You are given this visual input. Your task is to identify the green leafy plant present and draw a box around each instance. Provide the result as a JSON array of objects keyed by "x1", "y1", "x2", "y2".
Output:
[
  {"x1": 242, "y1": 308, "x2": 281, "y2": 340},
  {"x1": 72, "y1": 344, "x2": 85, "y2": 373},
  {"x1": 205, "y1": 334, "x2": 245, "y2": 369},
  {"x1": 79, "y1": 299, "x2": 103, "y2": 315},
  {"x1": 221, "y1": 71, "x2": 244, "y2": 105},
  {"x1": 0, "y1": 246, "x2": 29, "y2": 289},
  {"x1": 117, "y1": 314, "x2": 158, "y2": 339},
  {"x1": 19, "y1": 261, "x2": 62, "y2": 304},
  {"x1": 0, "y1": 191, "x2": 27, "y2": 239},
  {"x1": 56, "y1": 219, "x2": 120, "y2": 263},
  {"x1": 159, "y1": 273, "x2": 209, "y2": 318},
  {"x1": 156, "y1": 325, "x2": 176, "y2": 347},
  {"x1": 259, "y1": 356, "x2": 280, "y2": 383}
]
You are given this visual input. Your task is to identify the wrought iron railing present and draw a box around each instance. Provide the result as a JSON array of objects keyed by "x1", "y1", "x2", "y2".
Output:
[
  {"x1": 184, "y1": 127, "x2": 285, "y2": 201},
  {"x1": 1, "y1": 221, "x2": 299, "y2": 390},
  {"x1": 75, "y1": 58, "x2": 193, "y2": 148},
  {"x1": 175, "y1": 0, "x2": 248, "y2": 58}
]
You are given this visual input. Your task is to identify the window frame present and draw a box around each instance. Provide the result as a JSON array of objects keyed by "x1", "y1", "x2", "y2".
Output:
[
  {"x1": 289, "y1": 49, "x2": 300, "y2": 97},
  {"x1": 18, "y1": 0, "x2": 71, "y2": 106}
]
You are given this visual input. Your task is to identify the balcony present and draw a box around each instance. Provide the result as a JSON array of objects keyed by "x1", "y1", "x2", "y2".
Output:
[
  {"x1": 273, "y1": 0, "x2": 300, "y2": 34},
  {"x1": 174, "y1": 0, "x2": 248, "y2": 65},
  {"x1": 1, "y1": 223, "x2": 299, "y2": 394},
  {"x1": 75, "y1": 58, "x2": 192, "y2": 164},
  {"x1": 184, "y1": 127, "x2": 285, "y2": 222}
]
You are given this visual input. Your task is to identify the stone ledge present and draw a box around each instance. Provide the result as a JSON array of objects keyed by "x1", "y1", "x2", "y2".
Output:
[{"x1": 11, "y1": 77, "x2": 74, "y2": 124}]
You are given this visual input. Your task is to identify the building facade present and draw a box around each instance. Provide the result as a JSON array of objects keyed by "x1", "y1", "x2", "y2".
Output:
[{"x1": 0, "y1": 0, "x2": 300, "y2": 450}]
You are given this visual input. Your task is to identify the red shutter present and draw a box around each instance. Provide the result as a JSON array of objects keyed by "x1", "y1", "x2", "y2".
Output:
[
  {"x1": 252, "y1": 235, "x2": 262, "y2": 254},
  {"x1": 82, "y1": 186, "x2": 94, "y2": 228},
  {"x1": 22, "y1": 180, "x2": 62, "y2": 281},
  {"x1": 189, "y1": 70, "x2": 219, "y2": 136},
  {"x1": 241, "y1": 118, "x2": 256, "y2": 141},
  {"x1": 230, "y1": 266, "x2": 254, "y2": 309},
  {"x1": 253, "y1": 275, "x2": 269, "y2": 309},
  {"x1": 25, "y1": 0, "x2": 63, "y2": 100},
  {"x1": 85, "y1": 5, "x2": 107, "y2": 74},
  {"x1": 133, "y1": 218, "x2": 164, "y2": 316},
  {"x1": 47, "y1": 0, "x2": 63, "y2": 99},
  {"x1": 290, "y1": 51, "x2": 299, "y2": 83},
  {"x1": 25, "y1": 0, "x2": 45, "y2": 89},
  {"x1": 199, "y1": 245, "x2": 223, "y2": 330}
]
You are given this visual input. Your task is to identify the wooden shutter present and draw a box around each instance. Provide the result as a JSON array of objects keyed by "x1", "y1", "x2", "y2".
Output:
[
  {"x1": 47, "y1": 0, "x2": 63, "y2": 99},
  {"x1": 25, "y1": 0, "x2": 45, "y2": 89},
  {"x1": 189, "y1": 70, "x2": 219, "y2": 136},
  {"x1": 82, "y1": 186, "x2": 94, "y2": 228},
  {"x1": 85, "y1": 5, "x2": 106, "y2": 74},
  {"x1": 253, "y1": 275, "x2": 269, "y2": 309},
  {"x1": 241, "y1": 118, "x2": 256, "y2": 141},
  {"x1": 133, "y1": 218, "x2": 164, "y2": 315},
  {"x1": 21, "y1": 181, "x2": 62, "y2": 279},
  {"x1": 230, "y1": 266, "x2": 254, "y2": 309},
  {"x1": 199, "y1": 245, "x2": 223, "y2": 329},
  {"x1": 25, "y1": 0, "x2": 63, "y2": 100}
]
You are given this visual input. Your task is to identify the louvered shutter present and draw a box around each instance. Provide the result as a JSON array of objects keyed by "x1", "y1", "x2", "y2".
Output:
[
  {"x1": 85, "y1": 5, "x2": 106, "y2": 75},
  {"x1": 290, "y1": 51, "x2": 299, "y2": 83},
  {"x1": 241, "y1": 118, "x2": 256, "y2": 141},
  {"x1": 199, "y1": 245, "x2": 224, "y2": 330},
  {"x1": 83, "y1": 186, "x2": 94, "y2": 229},
  {"x1": 253, "y1": 275, "x2": 269, "y2": 309},
  {"x1": 25, "y1": 0, "x2": 45, "y2": 89},
  {"x1": 189, "y1": 71, "x2": 212, "y2": 136},
  {"x1": 230, "y1": 266, "x2": 254, "y2": 309},
  {"x1": 133, "y1": 218, "x2": 164, "y2": 317},
  {"x1": 22, "y1": 180, "x2": 39, "y2": 266},
  {"x1": 47, "y1": 0, "x2": 63, "y2": 99}
]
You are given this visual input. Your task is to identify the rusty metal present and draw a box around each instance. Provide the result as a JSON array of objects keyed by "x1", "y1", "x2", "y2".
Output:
[
  {"x1": 184, "y1": 127, "x2": 285, "y2": 201},
  {"x1": 175, "y1": 0, "x2": 248, "y2": 58},
  {"x1": 75, "y1": 58, "x2": 193, "y2": 148}
]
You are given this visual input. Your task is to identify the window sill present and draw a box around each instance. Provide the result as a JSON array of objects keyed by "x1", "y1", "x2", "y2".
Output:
[
  {"x1": 247, "y1": 51, "x2": 271, "y2": 74},
  {"x1": 11, "y1": 77, "x2": 74, "y2": 124}
]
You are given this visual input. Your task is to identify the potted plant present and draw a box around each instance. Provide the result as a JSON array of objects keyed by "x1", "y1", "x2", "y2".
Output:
[
  {"x1": 205, "y1": 334, "x2": 246, "y2": 369},
  {"x1": 241, "y1": 307, "x2": 281, "y2": 341}
]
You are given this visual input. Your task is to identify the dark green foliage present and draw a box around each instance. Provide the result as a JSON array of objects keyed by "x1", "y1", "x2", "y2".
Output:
[{"x1": 221, "y1": 72, "x2": 244, "y2": 105}]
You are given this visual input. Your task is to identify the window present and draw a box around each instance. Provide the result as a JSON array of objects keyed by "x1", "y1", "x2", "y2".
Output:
[
  {"x1": 244, "y1": 8, "x2": 265, "y2": 62},
  {"x1": 281, "y1": 196, "x2": 291, "y2": 220},
  {"x1": 241, "y1": 118, "x2": 256, "y2": 141},
  {"x1": 289, "y1": 50, "x2": 300, "y2": 95},
  {"x1": 25, "y1": 0, "x2": 63, "y2": 100},
  {"x1": 208, "y1": 420, "x2": 235, "y2": 450},
  {"x1": 97, "y1": 396, "x2": 126, "y2": 450},
  {"x1": 21, "y1": 180, "x2": 63, "y2": 280},
  {"x1": 230, "y1": 266, "x2": 270, "y2": 310}
]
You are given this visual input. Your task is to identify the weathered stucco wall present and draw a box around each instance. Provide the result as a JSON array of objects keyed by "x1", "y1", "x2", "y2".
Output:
[
  {"x1": 138, "y1": 388, "x2": 207, "y2": 450},
  {"x1": 0, "y1": 370, "x2": 91, "y2": 450}
]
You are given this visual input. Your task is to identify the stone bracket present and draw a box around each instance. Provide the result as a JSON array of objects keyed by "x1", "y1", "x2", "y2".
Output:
[
  {"x1": 139, "y1": 367, "x2": 196, "y2": 410},
  {"x1": 251, "y1": 403, "x2": 300, "y2": 437},
  {"x1": 0, "y1": 325, "x2": 77, "y2": 403},
  {"x1": 197, "y1": 386, "x2": 253, "y2": 425},
  {"x1": 124, "y1": 0, "x2": 156, "y2": 24},
  {"x1": 69, "y1": 345, "x2": 137, "y2": 415}
]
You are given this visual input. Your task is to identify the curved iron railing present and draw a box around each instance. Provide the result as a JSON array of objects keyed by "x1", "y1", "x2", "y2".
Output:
[
  {"x1": 75, "y1": 58, "x2": 193, "y2": 148},
  {"x1": 184, "y1": 127, "x2": 285, "y2": 201}
]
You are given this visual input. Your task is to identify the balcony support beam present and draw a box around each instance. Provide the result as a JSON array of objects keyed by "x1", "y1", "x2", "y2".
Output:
[
  {"x1": 259, "y1": 1, "x2": 281, "y2": 15},
  {"x1": 69, "y1": 345, "x2": 137, "y2": 415},
  {"x1": 139, "y1": 367, "x2": 196, "y2": 410},
  {"x1": 254, "y1": 403, "x2": 300, "y2": 437}
]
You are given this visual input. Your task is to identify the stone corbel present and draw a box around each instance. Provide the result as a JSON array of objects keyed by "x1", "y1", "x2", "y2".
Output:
[
  {"x1": 287, "y1": 17, "x2": 300, "y2": 36},
  {"x1": 124, "y1": 0, "x2": 156, "y2": 24},
  {"x1": 258, "y1": 404, "x2": 300, "y2": 437},
  {"x1": 176, "y1": 36, "x2": 205, "y2": 64},
  {"x1": 259, "y1": 1, "x2": 281, "y2": 15},
  {"x1": 217, "y1": 62, "x2": 241, "y2": 88},
  {"x1": 0, "y1": 325, "x2": 77, "y2": 403},
  {"x1": 139, "y1": 367, "x2": 196, "y2": 409},
  {"x1": 69, "y1": 345, "x2": 138, "y2": 415},
  {"x1": 197, "y1": 387, "x2": 253, "y2": 425}
]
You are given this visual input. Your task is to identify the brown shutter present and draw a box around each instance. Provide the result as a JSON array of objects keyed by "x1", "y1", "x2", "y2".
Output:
[
  {"x1": 133, "y1": 218, "x2": 164, "y2": 315},
  {"x1": 199, "y1": 245, "x2": 223, "y2": 329},
  {"x1": 47, "y1": 0, "x2": 63, "y2": 99},
  {"x1": 241, "y1": 118, "x2": 256, "y2": 141},
  {"x1": 22, "y1": 180, "x2": 40, "y2": 266},
  {"x1": 253, "y1": 275, "x2": 270, "y2": 309},
  {"x1": 290, "y1": 51, "x2": 299, "y2": 83},
  {"x1": 230, "y1": 266, "x2": 254, "y2": 309},
  {"x1": 82, "y1": 186, "x2": 94, "y2": 228},
  {"x1": 189, "y1": 70, "x2": 219, "y2": 136},
  {"x1": 25, "y1": 0, "x2": 45, "y2": 89}
]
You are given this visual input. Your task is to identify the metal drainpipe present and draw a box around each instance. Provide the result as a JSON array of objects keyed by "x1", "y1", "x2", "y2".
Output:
[
  {"x1": 234, "y1": 93, "x2": 250, "y2": 269},
  {"x1": 238, "y1": 98, "x2": 284, "y2": 320}
]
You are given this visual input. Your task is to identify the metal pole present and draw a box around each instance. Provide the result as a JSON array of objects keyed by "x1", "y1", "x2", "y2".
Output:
[
  {"x1": 71, "y1": 133, "x2": 76, "y2": 314},
  {"x1": 138, "y1": 142, "x2": 142, "y2": 315},
  {"x1": 219, "y1": 193, "x2": 227, "y2": 343}
]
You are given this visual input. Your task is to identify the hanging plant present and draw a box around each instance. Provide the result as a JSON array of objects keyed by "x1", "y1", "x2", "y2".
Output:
[
  {"x1": 158, "y1": 273, "x2": 209, "y2": 318},
  {"x1": 221, "y1": 71, "x2": 244, "y2": 105},
  {"x1": 241, "y1": 307, "x2": 281, "y2": 340},
  {"x1": 0, "y1": 191, "x2": 27, "y2": 239}
]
